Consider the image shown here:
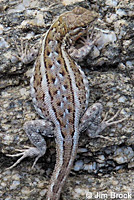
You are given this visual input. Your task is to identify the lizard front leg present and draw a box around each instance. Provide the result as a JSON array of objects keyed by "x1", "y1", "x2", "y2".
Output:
[
  {"x1": 12, "y1": 38, "x2": 39, "y2": 64},
  {"x1": 6, "y1": 119, "x2": 54, "y2": 169},
  {"x1": 79, "y1": 103, "x2": 127, "y2": 138},
  {"x1": 68, "y1": 27, "x2": 99, "y2": 62}
]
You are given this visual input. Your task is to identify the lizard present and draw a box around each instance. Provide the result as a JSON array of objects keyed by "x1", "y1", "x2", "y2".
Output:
[{"x1": 7, "y1": 7, "x2": 127, "y2": 200}]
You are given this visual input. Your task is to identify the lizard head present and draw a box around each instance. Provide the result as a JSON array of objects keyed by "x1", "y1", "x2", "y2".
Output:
[{"x1": 60, "y1": 7, "x2": 98, "y2": 30}]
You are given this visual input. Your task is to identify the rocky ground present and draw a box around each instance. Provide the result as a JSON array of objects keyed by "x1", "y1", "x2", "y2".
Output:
[{"x1": 0, "y1": 0, "x2": 134, "y2": 199}]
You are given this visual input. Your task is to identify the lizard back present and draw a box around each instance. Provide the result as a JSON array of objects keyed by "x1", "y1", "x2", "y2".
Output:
[{"x1": 30, "y1": 7, "x2": 98, "y2": 200}]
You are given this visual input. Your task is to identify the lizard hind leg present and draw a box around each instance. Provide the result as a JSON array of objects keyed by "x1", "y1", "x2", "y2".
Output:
[
  {"x1": 6, "y1": 119, "x2": 54, "y2": 170},
  {"x1": 79, "y1": 103, "x2": 127, "y2": 138}
]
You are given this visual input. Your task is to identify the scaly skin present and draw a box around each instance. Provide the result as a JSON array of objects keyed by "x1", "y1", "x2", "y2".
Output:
[{"x1": 31, "y1": 7, "x2": 98, "y2": 200}]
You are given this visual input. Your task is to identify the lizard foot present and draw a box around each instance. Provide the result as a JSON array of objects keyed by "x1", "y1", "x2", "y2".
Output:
[
  {"x1": 87, "y1": 108, "x2": 128, "y2": 138},
  {"x1": 12, "y1": 38, "x2": 38, "y2": 64},
  {"x1": 68, "y1": 27, "x2": 100, "y2": 62},
  {"x1": 6, "y1": 146, "x2": 45, "y2": 170}
]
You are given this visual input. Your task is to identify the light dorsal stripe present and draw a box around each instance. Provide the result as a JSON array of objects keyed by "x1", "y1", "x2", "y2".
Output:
[{"x1": 40, "y1": 32, "x2": 64, "y2": 193}]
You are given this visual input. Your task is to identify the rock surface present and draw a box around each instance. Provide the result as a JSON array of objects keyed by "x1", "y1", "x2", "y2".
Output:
[{"x1": 0, "y1": 0, "x2": 133, "y2": 199}]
